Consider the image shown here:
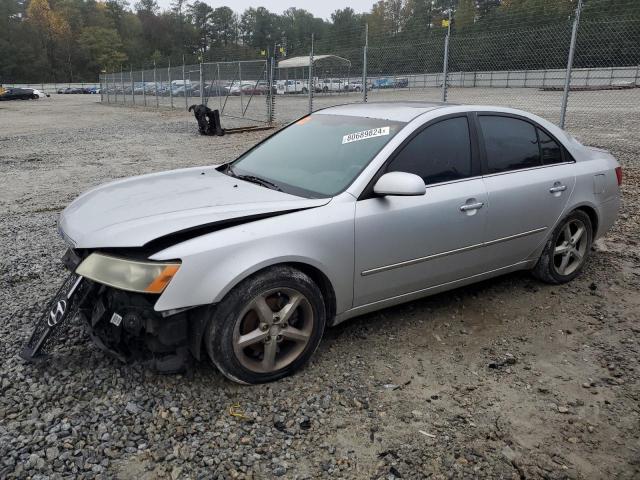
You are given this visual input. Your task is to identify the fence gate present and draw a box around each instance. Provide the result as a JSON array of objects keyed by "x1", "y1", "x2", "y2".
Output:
[{"x1": 201, "y1": 60, "x2": 271, "y2": 125}]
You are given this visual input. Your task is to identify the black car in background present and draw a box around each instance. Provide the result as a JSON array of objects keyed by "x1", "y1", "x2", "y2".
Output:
[{"x1": 0, "y1": 88, "x2": 38, "y2": 100}]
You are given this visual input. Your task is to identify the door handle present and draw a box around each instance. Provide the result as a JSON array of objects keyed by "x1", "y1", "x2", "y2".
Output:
[
  {"x1": 549, "y1": 185, "x2": 567, "y2": 193},
  {"x1": 459, "y1": 202, "x2": 484, "y2": 212}
]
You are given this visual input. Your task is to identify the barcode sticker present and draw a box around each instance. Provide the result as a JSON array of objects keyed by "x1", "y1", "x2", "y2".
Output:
[
  {"x1": 110, "y1": 313, "x2": 123, "y2": 326},
  {"x1": 342, "y1": 127, "x2": 390, "y2": 144}
]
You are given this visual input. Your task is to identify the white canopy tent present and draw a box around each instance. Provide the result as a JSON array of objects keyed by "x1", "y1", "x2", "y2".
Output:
[{"x1": 277, "y1": 55, "x2": 352, "y2": 69}]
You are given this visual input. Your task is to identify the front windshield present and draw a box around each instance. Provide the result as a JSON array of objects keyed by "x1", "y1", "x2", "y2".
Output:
[{"x1": 229, "y1": 114, "x2": 405, "y2": 197}]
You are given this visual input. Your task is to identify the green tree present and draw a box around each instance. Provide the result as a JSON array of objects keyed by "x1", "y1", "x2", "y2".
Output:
[
  {"x1": 456, "y1": 0, "x2": 476, "y2": 29},
  {"x1": 79, "y1": 26, "x2": 128, "y2": 70}
]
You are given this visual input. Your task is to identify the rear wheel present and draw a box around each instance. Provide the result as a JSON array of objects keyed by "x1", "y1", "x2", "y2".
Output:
[
  {"x1": 205, "y1": 266, "x2": 326, "y2": 384},
  {"x1": 532, "y1": 210, "x2": 593, "y2": 284}
]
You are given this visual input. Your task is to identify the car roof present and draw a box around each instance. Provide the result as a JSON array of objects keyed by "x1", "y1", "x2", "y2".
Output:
[{"x1": 315, "y1": 102, "x2": 452, "y2": 122}]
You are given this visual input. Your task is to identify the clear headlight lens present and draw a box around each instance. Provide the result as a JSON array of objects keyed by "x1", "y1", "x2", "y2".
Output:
[{"x1": 76, "y1": 253, "x2": 180, "y2": 294}]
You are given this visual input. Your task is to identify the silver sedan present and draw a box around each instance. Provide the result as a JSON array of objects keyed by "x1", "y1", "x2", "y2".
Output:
[{"x1": 24, "y1": 102, "x2": 621, "y2": 384}]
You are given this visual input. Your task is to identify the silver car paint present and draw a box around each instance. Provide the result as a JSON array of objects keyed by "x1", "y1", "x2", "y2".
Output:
[
  {"x1": 59, "y1": 103, "x2": 620, "y2": 323},
  {"x1": 59, "y1": 165, "x2": 330, "y2": 248}
]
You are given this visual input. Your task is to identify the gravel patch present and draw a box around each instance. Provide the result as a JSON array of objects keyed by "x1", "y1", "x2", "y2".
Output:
[{"x1": 0, "y1": 95, "x2": 639, "y2": 479}]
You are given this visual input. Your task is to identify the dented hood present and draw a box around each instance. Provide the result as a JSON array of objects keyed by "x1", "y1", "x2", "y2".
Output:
[{"x1": 59, "y1": 166, "x2": 330, "y2": 248}]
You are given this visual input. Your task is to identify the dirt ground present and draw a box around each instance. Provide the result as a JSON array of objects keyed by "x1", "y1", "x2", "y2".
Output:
[{"x1": 0, "y1": 95, "x2": 639, "y2": 480}]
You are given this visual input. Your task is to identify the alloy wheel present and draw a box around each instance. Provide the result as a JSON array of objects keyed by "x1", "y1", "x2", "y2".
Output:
[
  {"x1": 232, "y1": 288, "x2": 314, "y2": 373},
  {"x1": 553, "y1": 219, "x2": 588, "y2": 276}
]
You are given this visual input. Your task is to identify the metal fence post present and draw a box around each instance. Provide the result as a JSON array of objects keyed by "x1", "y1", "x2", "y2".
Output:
[
  {"x1": 120, "y1": 66, "x2": 124, "y2": 104},
  {"x1": 239, "y1": 62, "x2": 244, "y2": 115},
  {"x1": 217, "y1": 63, "x2": 223, "y2": 111},
  {"x1": 199, "y1": 62, "x2": 205, "y2": 104},
  {"x1": 442, "y1": 10, "x2": 452, "y2": 102},
  {"x1": 99, "y1": 75, "x2": 103, "y2": 103},
  {"x1": 268, "y1": 57, "x2": 275, "y2": 124},
  {"x1": 560, "y1": 0, "x2": 583, "y2": 129},
  {"x1": 154, "y1": 61, "x2": 159, "y2": 108},
  {"x1": 168, "y1": 60, "x2": 173, "y2": 109},
  {"x1": 106, "y1": 72, "x2": 111, "y2": 103},
  {"x1": 130, "y1": 67, "x2": 135, "y2": 105},
  {"x1": 183, "y1": 56, "x2": 188, "y2": 111},
  {"x1": 142, "y1": 68, "x2": 146, "y2": 106},
  {"x1": 114, "y1": 71, "x2": 118, "y2": 103},
  {"x1": 362, "y1": 24, "x2": 368, "y2": 103},
  {"x1": 308, "y1": 33, "x2": 314, "y2": 113}
]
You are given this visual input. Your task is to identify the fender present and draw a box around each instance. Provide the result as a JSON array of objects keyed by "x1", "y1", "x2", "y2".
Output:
[{"x1": 150, "y1": 196, "x2": 357, "y2": 315}]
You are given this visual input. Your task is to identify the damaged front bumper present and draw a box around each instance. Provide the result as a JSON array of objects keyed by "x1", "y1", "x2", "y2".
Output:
[
  {"x1": 80, "y1": 283, "x2": 195, "y2": 373},
  {"x1": 21, "y1": 250, "x2": 210, "y2": 374}
]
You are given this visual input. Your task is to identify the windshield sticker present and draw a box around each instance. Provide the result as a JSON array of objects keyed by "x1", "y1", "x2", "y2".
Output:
[{"x1": 342, "y1": 126, "x2": 390, "y2": 144}]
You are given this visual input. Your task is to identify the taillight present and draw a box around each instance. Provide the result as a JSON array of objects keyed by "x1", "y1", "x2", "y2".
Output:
[{"x1": 615, "y1": 166, "x2": 623, "y2": 186}]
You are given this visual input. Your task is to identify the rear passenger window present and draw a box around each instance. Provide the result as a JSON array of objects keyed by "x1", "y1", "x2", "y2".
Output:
[
  {"x1": 538, "y1": 129, "x2": 563, "y2": 165},
  {"x1": 387, "y1": 117, "x2": 472, "y2": 184},
  {"x1": 479, "y1": 116, "x2": 540, "y2": 173}
]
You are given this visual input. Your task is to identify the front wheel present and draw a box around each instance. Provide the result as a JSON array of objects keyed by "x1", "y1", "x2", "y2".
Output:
[
  {"x1": 205, "y1": 266, "x2": 326, "y2": 384},
  {"x1": 532, "y1": 210, "x2": 593, "y2": 284}
]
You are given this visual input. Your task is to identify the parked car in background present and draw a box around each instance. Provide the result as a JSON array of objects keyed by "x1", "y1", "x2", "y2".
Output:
[
  {"x1": 276, "y1": 80, "x2": 308, "y2": 94},
  {"x1": 370, "y1": 77, "x2": 395, "y2": 89},
  {"x1": 84, "y1": 86, "x2": 100, "y2": 94},
  {"x1": 203, "y1": 82, "x2": 228, "y2": 97},
  {"x1": 236, "y1": 82, "x2": 269, "y2": 96},
  {"x1": 316, "y1": 78, "x2": 346, "y2": 93},
  {"x1": 346, "y1": 81, "x2": 363, "y2": 92},
  {"x1": 0, "y1": 88, "x2": 39, "y2": 100},
  {"x1": 371, "y1": 77, "x2": 410, "y2": 89},
  {"x1": 31, "y1": 89, "x2": 49, "y2": 98},
  {"x1": 395, "y1": 77, "x2": 409, "y2": 88}
]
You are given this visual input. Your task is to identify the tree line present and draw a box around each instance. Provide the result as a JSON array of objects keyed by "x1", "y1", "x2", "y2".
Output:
[{"x1": 1, "y1": 0, "x2": 638, "y2": 82}]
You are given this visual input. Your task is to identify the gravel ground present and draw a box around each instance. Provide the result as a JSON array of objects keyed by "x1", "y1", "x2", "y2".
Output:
[{"x1": 0, "y1": 95, "x2": 639, "y2": 480}]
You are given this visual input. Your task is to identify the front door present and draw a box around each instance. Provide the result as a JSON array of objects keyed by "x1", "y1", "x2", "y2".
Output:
[{"x1": 353, "y1": 115, "x2": 488, "y2": 307}]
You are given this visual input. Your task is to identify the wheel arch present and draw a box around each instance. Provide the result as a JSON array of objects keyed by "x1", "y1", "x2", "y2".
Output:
[
  {"x1": 527, "y1": 202, "x2": 600, "y2": 264},
  {"x1": 188, "y1": 260, "x2": 338, "y2": 361},
  {"x1": 573, "y1": 204, "x2": 599, "y2": 238}
]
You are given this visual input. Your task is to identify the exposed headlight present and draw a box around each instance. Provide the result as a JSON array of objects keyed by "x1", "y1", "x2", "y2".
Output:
[{"x1": 76, "y1": 253, "x2": 180, "y2": 294}]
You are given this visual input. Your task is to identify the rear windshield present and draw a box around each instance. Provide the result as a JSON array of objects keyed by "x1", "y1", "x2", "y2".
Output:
[{"x1": 230, "y1": 114, "x2": 405, "y2": 197}]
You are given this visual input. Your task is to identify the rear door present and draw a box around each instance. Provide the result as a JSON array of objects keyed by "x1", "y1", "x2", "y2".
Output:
[
  {"x1": 353, "y1": 114, "x2": 488, "y2": 306},
  {"x1": 476, "y1": 114, "x2": 576, "y2": 270}
]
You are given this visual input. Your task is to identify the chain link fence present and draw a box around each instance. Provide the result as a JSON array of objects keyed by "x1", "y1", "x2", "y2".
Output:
[{"x1": 100, "y1": 1, "x2": 639, "y2": 134}]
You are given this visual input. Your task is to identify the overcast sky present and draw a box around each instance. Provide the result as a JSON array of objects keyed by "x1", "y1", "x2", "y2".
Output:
[{"x1": 155, "y1": 0, "x2": 376, "y2": 20}]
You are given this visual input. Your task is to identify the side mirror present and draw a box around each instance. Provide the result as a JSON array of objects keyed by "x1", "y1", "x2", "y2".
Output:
[{"x1": 373, "y1": 172, "x2": 426, "y2": 196}]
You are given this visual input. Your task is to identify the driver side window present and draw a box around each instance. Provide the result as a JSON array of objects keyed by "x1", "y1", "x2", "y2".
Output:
[{"x1": 386, "y1": 116, "x2": 472, "y2": 185}]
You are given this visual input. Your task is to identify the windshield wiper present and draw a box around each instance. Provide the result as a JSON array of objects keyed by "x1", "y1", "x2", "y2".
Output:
[
  {"x1": 225, "y1": 164, "x2": 282, "y2": 191},
  {"x1": 236, "y1": 174, "x2": 283, "y2": 192}
]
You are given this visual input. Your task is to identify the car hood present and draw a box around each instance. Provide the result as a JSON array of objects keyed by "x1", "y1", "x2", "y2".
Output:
[{"x1": 59, "y1": 166, "x2": 330, "y2": 249}]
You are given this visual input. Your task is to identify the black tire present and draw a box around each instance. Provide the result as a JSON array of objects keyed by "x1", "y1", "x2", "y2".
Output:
[
  {"x1": 322, "y1": 86, "x2": 328, "y2": 93},
  {"x1": 532, "y1": 210, "x2": 593, "y2": 284},
  {"x1": 205, "y1": 265, "x2": 326, "y2": 384},
  {"x1": 302, "y1": 87, "x2": 308, "y2": 94}
]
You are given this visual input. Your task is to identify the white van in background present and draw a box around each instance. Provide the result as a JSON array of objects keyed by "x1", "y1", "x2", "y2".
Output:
[{"x1": 276, "y1": 80, "x2": 309, "y2": 94}]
